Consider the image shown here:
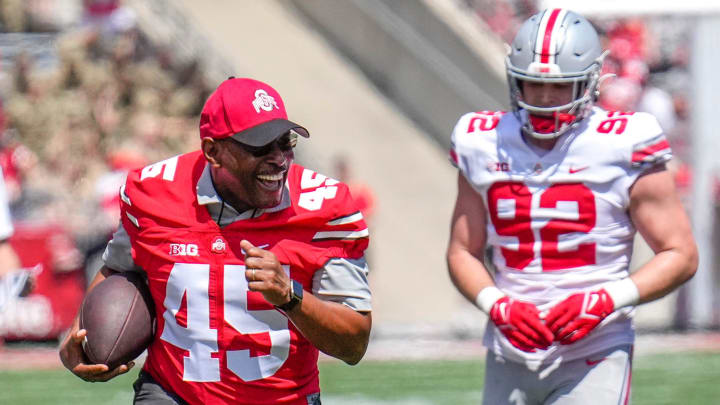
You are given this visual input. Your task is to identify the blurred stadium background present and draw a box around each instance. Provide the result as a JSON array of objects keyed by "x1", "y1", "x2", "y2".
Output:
[{"x1": 0, "y1": 0, "x2": 718, "y2": 403}]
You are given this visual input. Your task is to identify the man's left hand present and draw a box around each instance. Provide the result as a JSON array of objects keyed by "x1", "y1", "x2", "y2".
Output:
[
  {"x1": 240, "y1": 240, "x2": 291, "y2": 307},
  {"x1": 545, "y1": 289, "x2": 615, "y2": 344}
]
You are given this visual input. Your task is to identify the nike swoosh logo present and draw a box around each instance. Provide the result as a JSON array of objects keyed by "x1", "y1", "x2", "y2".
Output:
[
  {"x1": 585, "y1": 357, "x2": 606, "y2": 366},
  {"x1": 588, "y1": 293, "x2": 600, "y2": 311},
  {"x1": 498, "y1": 302, "x2": 508, "y2": 321},
  {"x1": 569, "y1": 166, "x2": 589, "y2": 174}
]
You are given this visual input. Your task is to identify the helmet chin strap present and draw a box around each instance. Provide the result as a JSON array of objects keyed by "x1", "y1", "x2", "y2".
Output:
[{"x1": 528, "y1": 112, "x2": 576, "y2": 134}]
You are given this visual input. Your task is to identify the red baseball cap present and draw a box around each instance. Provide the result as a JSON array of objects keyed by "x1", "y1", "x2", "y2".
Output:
[{"x1": 199, "y1": 77, "x2": 309, "y2": 146}]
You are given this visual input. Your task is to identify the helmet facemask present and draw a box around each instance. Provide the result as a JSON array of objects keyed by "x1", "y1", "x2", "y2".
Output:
[{"x1": 507, "y1": 54, "x2": 605, "y2": 139}]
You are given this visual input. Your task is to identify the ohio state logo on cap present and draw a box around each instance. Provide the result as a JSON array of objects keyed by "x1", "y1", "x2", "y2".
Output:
[
  {"x1": 252, "y1": 89, "x2": 279, "y2": 113},
  {"x1": 199, "y1": 77, "x2": 309, "y2": 145}
]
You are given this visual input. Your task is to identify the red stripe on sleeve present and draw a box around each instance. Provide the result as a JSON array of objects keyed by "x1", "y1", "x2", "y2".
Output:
[
  {"x1": 449, "y1": 149, "x2": 459, "y2": 166},
  {"x1": 540, "y1": 9, "x2": 562, "y2": 64},
  {"x1": 631, "y1": 139, "x2": 670, "y2": 163}
]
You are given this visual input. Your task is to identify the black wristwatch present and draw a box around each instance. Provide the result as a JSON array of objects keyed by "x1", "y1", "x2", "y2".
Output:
[{"x1": 277, "y1": 279, "x2": 303, "y2": 312}]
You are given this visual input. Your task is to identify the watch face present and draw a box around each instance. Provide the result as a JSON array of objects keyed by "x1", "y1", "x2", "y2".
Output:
[
  {"x1": 277, "y1": 280, "x2": 303, "y2": 312},
  {"x1": 292, "y1": 280, "x2": 304, "y2": 300}
]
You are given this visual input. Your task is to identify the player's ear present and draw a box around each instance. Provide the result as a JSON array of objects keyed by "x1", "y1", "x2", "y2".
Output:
[{"x1": 202, "y1": 137, "x2": 222, "y2": 167}]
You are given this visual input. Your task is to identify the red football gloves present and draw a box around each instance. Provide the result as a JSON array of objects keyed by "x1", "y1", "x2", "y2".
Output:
[
  {"x1": 482, "y1": 280, "x2": 637, "y2": 349},
  {"x1": 489, "y1": 296, "x2": 554, "y2": 352},
  {"x1": 545, "y1": 288, "x2": 615, "y2": 345}
]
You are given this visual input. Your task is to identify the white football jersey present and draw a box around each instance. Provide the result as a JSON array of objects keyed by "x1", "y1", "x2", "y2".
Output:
[{"x1": 450, "y1": 107, "x2": 671, "y2": 367}]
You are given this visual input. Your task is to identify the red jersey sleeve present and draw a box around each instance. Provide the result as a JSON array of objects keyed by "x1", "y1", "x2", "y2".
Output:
[{"x1": 274, "y1": 165, "x2": 369, "y2": 270}]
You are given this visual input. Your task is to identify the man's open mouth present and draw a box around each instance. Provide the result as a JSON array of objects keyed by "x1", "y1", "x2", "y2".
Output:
[{"x1": 256, "y1": 172, "x2": 285, "y2": 191}]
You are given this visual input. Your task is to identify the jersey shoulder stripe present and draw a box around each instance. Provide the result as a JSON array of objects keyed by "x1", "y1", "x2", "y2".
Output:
[
  {"x1": 312, "y1": 211, "x2": 368, "y2": 242},
  {"x1": 312, "y1": 229, "x2": 369, "y2": 242},
  {"x1": 448, "y1": 148, "x2": 459, "y2": 168},
  {"x1": 631, "y1": 135, "x2": 671, "y2": 167},
  {"x1": 327, "y1": 211, "x2": 364, "y2": 226},
  {"x1": 585, "y1": 108, "x2": 672, "y2": 168}
]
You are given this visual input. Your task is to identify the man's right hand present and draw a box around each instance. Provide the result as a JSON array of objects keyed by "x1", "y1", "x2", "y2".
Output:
[
  {"x1": 489, "y1": 296, "x2": 554, "y2": 352},
  {"x1": 59, "y1": 328, "x2": 134, "y2": 382}
]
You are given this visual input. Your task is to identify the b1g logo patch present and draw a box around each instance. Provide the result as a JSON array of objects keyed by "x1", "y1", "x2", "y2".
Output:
[{"x1": 169, "y1": 243, "x2": 199, "y2": 256}]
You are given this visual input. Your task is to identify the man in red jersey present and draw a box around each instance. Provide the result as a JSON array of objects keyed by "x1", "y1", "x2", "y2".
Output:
[{"x1": 60, "y1": 77, "x2": 372, "y2": 404}]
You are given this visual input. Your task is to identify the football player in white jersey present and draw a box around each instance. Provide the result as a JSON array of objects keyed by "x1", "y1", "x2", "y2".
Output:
[{"x1": 446, "y1": 8, "x2": 698, "y2": 404}]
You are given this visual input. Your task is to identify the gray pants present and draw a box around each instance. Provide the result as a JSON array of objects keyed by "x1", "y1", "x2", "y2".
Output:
[
  {"x1": 133, "y1": 371, "x2": 188, "y2": 405},
  {"x1": 482, "y1": 345, "x2": 633, "y2": 405},
  {"x1": 132, "y1": 370, "x2": 322, "y2": 405}
]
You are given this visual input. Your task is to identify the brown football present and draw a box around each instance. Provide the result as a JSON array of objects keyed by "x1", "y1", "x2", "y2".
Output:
[{"x1": 79, "y1": 272, "x2": 155, "y2": 369}]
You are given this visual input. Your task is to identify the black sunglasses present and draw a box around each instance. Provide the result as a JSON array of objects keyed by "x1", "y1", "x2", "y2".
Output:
[{"x1": 229, "y1": 131, "x2": 298, "y2": 157}]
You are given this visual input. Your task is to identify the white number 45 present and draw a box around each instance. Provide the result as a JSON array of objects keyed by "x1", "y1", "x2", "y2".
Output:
[
  {"x1": 298, "y1": 169, "x2": 339, "y2": 211},
  {"x1": 160, "y1": 263, "x2": 291, "y2": 382}
]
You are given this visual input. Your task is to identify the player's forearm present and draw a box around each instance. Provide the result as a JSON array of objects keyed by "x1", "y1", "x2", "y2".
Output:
[
  {"x1": 284, "y1": 293, "x2": 371, "y2": 365},
  {"x1": 629, "y1": 245, "x2": 697, "y2": 304},
  {"x1": 447, "y1": 246, "x2": 496, "y2": 304}
]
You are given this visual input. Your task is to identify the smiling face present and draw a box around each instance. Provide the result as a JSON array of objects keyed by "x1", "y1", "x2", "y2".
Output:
[{"x1": 202, "y1": 133, "x2": 296, "y2": 212}]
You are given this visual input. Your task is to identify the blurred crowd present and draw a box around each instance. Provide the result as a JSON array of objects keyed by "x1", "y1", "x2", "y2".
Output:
[
  {"x1": 594, "y1": 16, "x2": 694, "y2": 197},
  {"x1": 461, "y1": 0, "x2": 698, "y2": 200},
  {"x1": 0, "y1": 0, "x2": 214, "y2": 284}
]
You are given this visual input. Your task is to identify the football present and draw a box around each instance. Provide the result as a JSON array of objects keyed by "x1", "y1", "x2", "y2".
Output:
[{"x1": 79, "y1": 271, "x2": 155, "y2": 369}]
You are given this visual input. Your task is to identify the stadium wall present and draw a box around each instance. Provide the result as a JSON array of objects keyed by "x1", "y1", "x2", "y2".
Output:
[{"x1": 287, "y1": 0, "x2": 508, "y2": 149}]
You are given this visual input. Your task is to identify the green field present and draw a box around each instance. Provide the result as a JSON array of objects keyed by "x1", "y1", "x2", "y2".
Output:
[{"x1": 2, "y1": 352, "x2": 718, "y2": 404}]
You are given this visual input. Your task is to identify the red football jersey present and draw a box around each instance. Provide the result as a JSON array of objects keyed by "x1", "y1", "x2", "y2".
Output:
[{"x1": 120, "y1": 151, "x2": 369, "y2": 404}]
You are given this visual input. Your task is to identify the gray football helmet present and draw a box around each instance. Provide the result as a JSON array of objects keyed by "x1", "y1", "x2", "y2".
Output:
[{"x1": 506, "y1": 9, "x2": 607, "y2": 139}]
